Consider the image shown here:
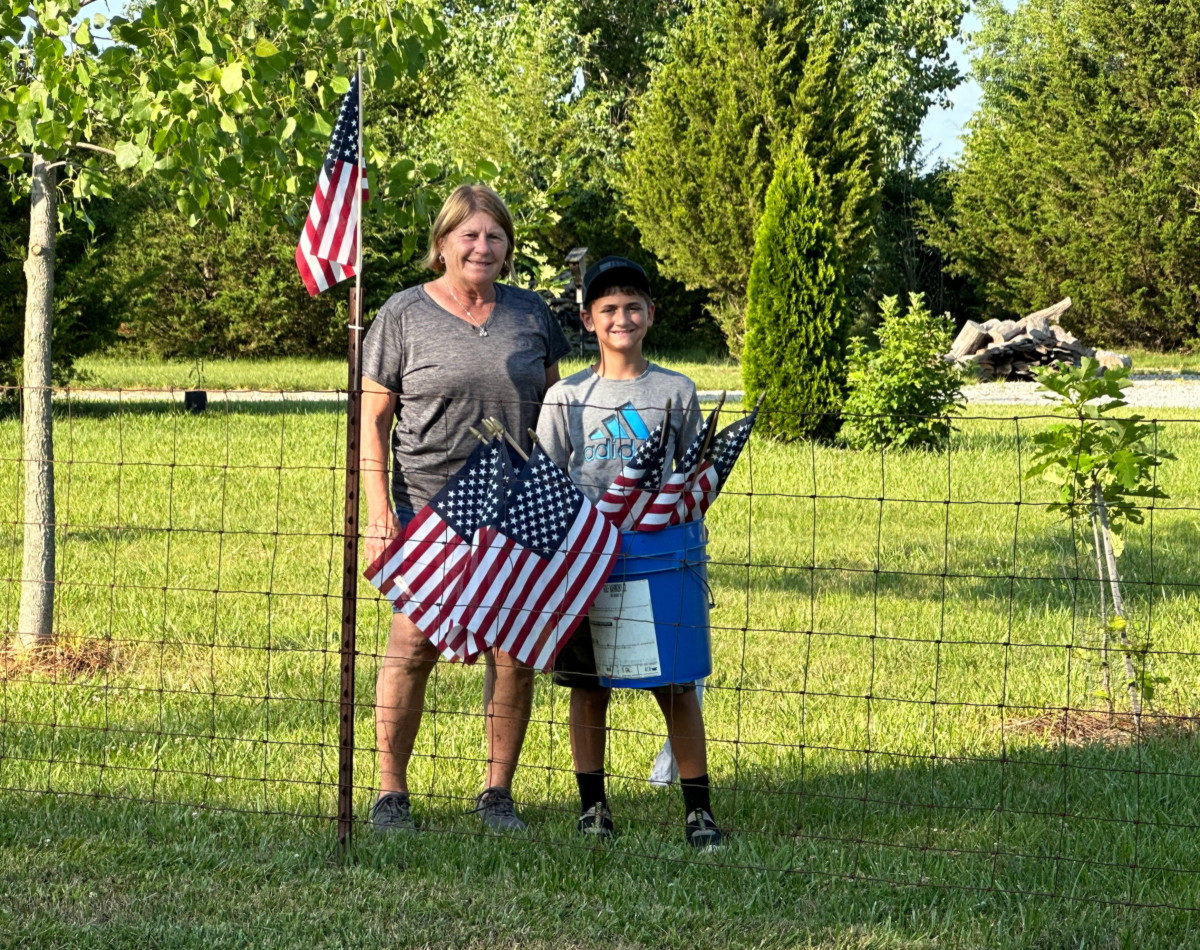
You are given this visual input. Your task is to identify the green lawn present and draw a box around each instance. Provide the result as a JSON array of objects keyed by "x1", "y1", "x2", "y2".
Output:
[
  {"x1": 74, "y1": 347, "x2": 744, "y2": 393},
  {"x1": 2, "y1": 398, "x2": 1200, "y2": 947}
]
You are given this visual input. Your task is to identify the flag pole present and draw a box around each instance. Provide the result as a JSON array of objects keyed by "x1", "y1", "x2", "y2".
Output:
[{"x1": 337, "y1": 50, "x2": 366, "y2": 854}]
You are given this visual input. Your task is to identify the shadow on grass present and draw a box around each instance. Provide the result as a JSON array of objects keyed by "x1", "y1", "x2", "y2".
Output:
[{"x1": 2, "y1": 716, "x2": 1200, "y2": 948}]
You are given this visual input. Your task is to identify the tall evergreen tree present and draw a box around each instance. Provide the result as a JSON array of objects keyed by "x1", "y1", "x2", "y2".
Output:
[
  {"x1": 622, "y1": 6, "x2": 895, "y2": 354},
  {"x1": 927, "y1": 0, "x2": 1200, "y2": 348},
  {"x1": 743, "y1": 144, "x2": 848, "y2": 441}
]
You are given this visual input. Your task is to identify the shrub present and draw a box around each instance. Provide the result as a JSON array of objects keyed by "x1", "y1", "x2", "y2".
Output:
[
  {"x1": 742, "y1": 148, "x2": 848, "y2": 442},
  {"x1": 839, "y1": 293, "x2": 964, "y2": 451}
]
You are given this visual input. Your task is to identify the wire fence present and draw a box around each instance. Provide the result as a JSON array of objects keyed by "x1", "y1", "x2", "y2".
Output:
[{"x1": 3, "y1": 386, "x2": 1199, "y2": 910}]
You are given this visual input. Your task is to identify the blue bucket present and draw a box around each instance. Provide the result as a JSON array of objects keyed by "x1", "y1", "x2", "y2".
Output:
[{"x1": 588, "y1": 520, "x2": 711, "y2": 689}]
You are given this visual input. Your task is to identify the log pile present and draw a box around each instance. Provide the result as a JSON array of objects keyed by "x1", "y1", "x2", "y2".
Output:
[{"x1": 947, "y1": 298, "x2": 1132, "y2": 381}]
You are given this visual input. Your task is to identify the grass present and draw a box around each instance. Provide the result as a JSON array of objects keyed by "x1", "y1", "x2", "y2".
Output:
[
  {"x1": 74, "y1": 346, "x2": 1200, "y2": 396},
  {"x1": 3, "y1": 394, "x2": 1200, "y2": 947},
  {"x1": 74, "y1": 346, "x2": 744, "y2": 394},
  {"x1": 1126, "y1": 348, "x2": 1200, "y2": 374}
]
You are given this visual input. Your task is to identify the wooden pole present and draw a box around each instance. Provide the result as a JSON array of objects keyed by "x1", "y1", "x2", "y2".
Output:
[{"x1": 336, "y1": 52, "x2": 366, "y2": 853}]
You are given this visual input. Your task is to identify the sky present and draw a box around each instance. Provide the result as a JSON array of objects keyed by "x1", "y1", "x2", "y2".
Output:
[
  {"x1": 92, "y1": 0, "x2": 984, "y2": 164},
  {"x1": 917, "y1": 11, "x2": 984, "y2": 165}
]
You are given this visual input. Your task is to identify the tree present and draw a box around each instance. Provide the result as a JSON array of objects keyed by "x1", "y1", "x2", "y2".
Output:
[
  {"x1": 621, "y1": 0, "x2": 963, "y2": 355},
  {"x1": 742, "y1": 146, "x2": 847, "y2": 442},
  {"x1": 1, "y1": 0, "x2": 446, "y2": 648},
  {"x1": 1025, "y1": 360, "x2": 1173, "y2": 724},
  {"x1": 926, "y1": 0, "x2": 1200, "y2": 349}
]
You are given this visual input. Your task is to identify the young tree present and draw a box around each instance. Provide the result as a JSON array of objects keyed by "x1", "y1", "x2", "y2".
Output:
[
  {"x1": 1, "y1": 0, "x2": 445, "y2": 649},
  {"x1": 742, "y1": 146, "x2": 848, "y2": 442},
  {"x1": 1025, "y1": 360, "x2": 1173, "y2": 724}
]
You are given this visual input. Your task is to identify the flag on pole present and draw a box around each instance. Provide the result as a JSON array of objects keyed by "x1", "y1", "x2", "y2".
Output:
[
  {"x1": 362, "y1": 438, "x2": 511, "y2": 662},
  {"x1": 594, "y1": 423, "x2": 667, "y2": 530},
  {"x1": 458, "y1": 446, "x2": 621, "y2": 671},
  {"x1": 674, "y1": 407, "x2": 759, "y2": 524},
  {"x1": 295, "y1": 73, "x2": 369, "y2": 296}
]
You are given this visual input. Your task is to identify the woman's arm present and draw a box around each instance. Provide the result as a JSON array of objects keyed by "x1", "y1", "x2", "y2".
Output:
[
  {"x1": 361, "y1": 376, "x2": 399, "y2": 564},
  {"x1": 545, "y1": 361, "x2": 560, "y2": 389}
]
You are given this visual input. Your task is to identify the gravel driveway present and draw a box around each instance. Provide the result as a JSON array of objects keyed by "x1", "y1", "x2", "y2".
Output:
[{"x1": 961, "y1": 374, "x2": 1200, "y2": 409}]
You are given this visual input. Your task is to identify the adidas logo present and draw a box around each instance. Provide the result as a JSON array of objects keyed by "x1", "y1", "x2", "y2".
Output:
[
  {"x1": 588, "y1": 402, "x2": 650, "y2": 441},
  {"x1": 585, "y1": 402, "x2": 650, "y2": 462}
]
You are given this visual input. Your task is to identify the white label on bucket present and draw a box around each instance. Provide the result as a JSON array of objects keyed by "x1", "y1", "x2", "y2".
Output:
[{"x1": 588, "y1": 579, "x2": 660, "y2": 679}]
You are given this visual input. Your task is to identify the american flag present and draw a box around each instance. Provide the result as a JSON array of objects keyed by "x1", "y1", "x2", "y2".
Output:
[
  {"x1": 295, "y1": 73, "x2": 369, "y2": 296},
  {"x1": 459, "y1": 446, "x2": 621, "y2": 671},
  {"x1": 362, "y1": 439, "x2": 511, "y2": 662},
  {"x1": 674, "y1": 408, "x2": 759, "y2": 524},
  {"x1": 595, "y1": 423, "x2": 667, "y2": 530},
  {"x1": 630, "y1": 413, "x2": 713, "y2": 531}
]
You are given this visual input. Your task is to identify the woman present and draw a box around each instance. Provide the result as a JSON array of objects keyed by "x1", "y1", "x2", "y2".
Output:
[{"x1": 360, "y1": 184, "x2": 570, "y2": 832}]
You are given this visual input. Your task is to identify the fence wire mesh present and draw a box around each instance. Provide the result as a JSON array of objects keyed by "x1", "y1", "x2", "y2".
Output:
[{"x1": 2, "y1": 386, "x2": 1199, "y2": 910}]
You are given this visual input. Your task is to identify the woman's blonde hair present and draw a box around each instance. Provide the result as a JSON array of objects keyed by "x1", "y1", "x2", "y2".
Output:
[{"x1": 423, "y1": 184, "x2": 515, "y2": 278}]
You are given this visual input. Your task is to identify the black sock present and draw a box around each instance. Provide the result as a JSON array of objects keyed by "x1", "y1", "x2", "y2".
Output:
[
  {"x1": 680, "y1": 773, "x2": 711, "y2": 819},
  {"x1": 575, "y1": 769, "x2": 607, "y2": 812}
]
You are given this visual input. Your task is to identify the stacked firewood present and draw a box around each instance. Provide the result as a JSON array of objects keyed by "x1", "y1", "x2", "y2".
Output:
[{"x1": 947, "y1": 298, "x2": 1132, "y2": 381}]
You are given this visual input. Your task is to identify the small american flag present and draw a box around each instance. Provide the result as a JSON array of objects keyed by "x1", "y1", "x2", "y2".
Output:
[
  {"x1": 295, "y1": 73, "x2": 369, "y2": 296},
  {"x1": 631, "y1": 422, "x2": 709, "y2": 531},
  {"x1": 462, "y1": 446, "x2": 621, "y2": 671},
  {"x1": 675, "y1": 407, "x2": 759, "y2": 524},
  {"x1": 595, "y1": 423, "x2": 667, "y2": 530},
  {"x1": 363, "y1": 439, "x2": 511, "y2": 662}
]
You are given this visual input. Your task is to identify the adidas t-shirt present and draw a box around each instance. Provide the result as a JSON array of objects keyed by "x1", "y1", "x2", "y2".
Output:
[{"x1": 535, "y1": 364, "x2": 702, "y2": 502}]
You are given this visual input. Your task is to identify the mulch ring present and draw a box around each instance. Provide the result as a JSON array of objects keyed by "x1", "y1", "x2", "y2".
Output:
[
  {"x1": 0, "y1": 636, "x2": 114, "y2": 681},
  {"x1": 1004, "y1": 707, "x2": 1200, "y2": 746}
]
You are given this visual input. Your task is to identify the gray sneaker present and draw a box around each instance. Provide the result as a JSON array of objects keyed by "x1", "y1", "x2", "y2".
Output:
[
  {"x1": 370, "y1": 792, "x2": 415, "y2": 833},
  {"x1": 472, "y1": 786, "x2": 527, "y2": 832}
]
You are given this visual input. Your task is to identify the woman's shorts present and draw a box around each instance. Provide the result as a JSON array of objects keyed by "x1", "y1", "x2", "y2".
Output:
[
  {"x1": 551, "y1": 617, "x2": 696, "y2": 695},
  {"x1": 388, "y1": 506, "x2": 416, "y2": 614}
]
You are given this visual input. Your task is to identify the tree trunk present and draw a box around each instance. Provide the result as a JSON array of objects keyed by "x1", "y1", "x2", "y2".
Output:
[
  {"x1": 17, "y1": 154, "x2": 56, "y2": 650},
  {"x1": 1093, "y1": 486, "x2": 1142, "y2": 727},
  {"x1": 1089, "y1": 511, "x2": 1113, "y2": 722}
]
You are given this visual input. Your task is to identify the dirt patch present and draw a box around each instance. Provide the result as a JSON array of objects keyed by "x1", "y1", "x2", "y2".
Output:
[
  {"x1": 1004, "y1": 707, "x2": 1200, "y2": 745},
  {"x1": 1, "y1": 636, "x2": 115, "y2": 681}
]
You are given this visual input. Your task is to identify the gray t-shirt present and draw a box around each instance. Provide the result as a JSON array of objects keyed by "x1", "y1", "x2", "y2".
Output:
[
  {"x1": 362, "y1": 283, "x2": 571, "y2": 509},
  {"x1": 536, "y1": 364, "x2": 702, "y2": 502}
]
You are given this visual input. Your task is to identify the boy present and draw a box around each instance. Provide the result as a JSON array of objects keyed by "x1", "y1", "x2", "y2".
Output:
[{"x1": 536, "y1": 256, "x2": 724, "y2": 849}]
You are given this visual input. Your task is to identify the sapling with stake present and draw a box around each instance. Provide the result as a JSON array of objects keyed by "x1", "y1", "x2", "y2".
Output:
[{"x1": 1024, "y1": 358, "x2": 1173, "y2": 728}]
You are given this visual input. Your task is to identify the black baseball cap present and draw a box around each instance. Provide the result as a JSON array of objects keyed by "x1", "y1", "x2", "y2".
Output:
[{"x1": 582, "y1": 255, "x2": 651, "y2": 306}]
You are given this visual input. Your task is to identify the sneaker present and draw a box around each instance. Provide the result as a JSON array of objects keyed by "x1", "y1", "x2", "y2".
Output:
[
  {"x1": 576, "y1": 802, "x2": 615, "y2": 839},
  {"x1": 684, "y1": 808, "x2": 724, "y2": 851},
  {"x1": 472, "y1": 786, "x2": 527, "y2": 832},
  {"x1": 370, "y1": 791, "x2": 415, "y2": 833}
]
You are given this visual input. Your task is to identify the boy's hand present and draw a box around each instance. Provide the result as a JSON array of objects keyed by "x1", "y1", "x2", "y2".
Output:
[{"x1": 364, "y1": 511, "x2": 402, "y2": 565}]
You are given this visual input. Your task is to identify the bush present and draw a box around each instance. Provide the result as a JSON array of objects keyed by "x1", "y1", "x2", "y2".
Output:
[
  {"x1": 742, "y1": 148, "x2": 848, "y2": 442},
  {"x1": 839, "y1": 293, "x2": 965, "y2": 451}
]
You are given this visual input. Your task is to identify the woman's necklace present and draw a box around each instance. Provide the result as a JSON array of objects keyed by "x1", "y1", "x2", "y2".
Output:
[{"x1": 446, "y1": 283, "x2": 495, "y2": 337}]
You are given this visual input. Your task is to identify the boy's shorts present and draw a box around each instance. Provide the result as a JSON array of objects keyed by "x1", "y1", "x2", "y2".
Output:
[{"x1": 552, "y1": 618, "x2": 696, "y2": 695}]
